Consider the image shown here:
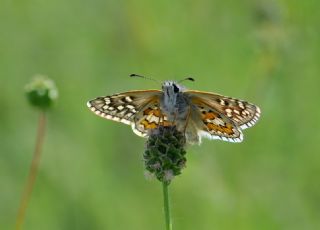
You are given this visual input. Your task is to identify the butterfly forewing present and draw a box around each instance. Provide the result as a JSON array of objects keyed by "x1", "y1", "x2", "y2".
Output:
[
  {"x1": 87, "y1": 90, "x2": 161, "y2": 127},
  {"x1": 185, "y1": 90, "x2": 261, "y2": 130}
]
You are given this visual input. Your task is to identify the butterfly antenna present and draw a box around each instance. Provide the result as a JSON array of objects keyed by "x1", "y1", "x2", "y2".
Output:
[
  {"x1": 130, "y1": 74, "x2": 160, "y2": 84},
  {"x1": 178, "y1": 77, "x2": 195, "y2": 83}
]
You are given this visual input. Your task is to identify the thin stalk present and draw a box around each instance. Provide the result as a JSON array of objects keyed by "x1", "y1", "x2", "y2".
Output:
[
  {"x1": 162, "y1": 181, "x2": 172, "y2": 230},
  {"x1": 15, "y1": 111, "x2": 47, "y2": 230}
]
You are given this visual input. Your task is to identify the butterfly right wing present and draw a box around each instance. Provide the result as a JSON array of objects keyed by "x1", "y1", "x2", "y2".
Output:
[
  {"x1": 130, "y1": 101, "x2": 173, "y2": 137},
  {"x1": 87, "y1": 90, "x2": 161, "y2": 125},
  {"x1": 87, "y1": 90, "x2": 168, "y2": 137}
]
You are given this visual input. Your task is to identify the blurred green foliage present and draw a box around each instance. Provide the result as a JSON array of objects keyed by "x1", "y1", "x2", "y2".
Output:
[{"x1": 1, "y1": 0, "x2": 320, "y2": 229}]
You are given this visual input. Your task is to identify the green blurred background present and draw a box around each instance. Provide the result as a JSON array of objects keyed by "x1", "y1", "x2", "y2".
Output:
[{"x1": 1, "y1": 0, "x2": 319, "y2": 229}]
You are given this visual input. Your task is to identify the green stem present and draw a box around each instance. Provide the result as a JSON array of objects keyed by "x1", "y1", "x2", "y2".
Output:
[
  {"x1": 162, "y1": 181, "x2": 172, "y2": 230},
  {"x1": 15, "y1": 111, "x2": 46, "y2": 230}
]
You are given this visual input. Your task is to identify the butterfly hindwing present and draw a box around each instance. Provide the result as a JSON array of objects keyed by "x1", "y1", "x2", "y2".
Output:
[
  {"x1": 190, "y1": 99, "x2": 243, "y2": 142},
  {"x1": 132, "y1": 101, "x2": 173, "y2": 137}
]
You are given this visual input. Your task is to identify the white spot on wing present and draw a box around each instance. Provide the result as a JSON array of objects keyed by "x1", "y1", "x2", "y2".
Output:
[
  {"x1": 212, "y1": 118, "x2": 224, "y2": 126},
  {"x1": 126, "y1": 105, "x2": 135, "y2": 109},
  {"x1": 125, "y1": 96, "x2": 133, "y2": 102},
  {"x1": 238, "y1": 102, "x2": 245, "y2": 109},
  {"x1": 117, "y1": 105, "x2": 124, "y2": 110}
]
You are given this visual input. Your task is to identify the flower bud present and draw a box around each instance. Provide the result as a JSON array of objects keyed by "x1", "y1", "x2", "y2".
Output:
[{"x1": 25, "y1": 75, "x2": 58, "y2": 110}]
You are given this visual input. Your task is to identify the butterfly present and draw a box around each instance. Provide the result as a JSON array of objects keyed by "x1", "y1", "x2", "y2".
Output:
[{"x1": 87, "y1": 77, "x2": 260, "y2": 144}]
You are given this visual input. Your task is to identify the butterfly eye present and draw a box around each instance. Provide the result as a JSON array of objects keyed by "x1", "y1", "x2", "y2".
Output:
[{"x1": 173, "y1": 84, "x2": 179, "y2": 93}]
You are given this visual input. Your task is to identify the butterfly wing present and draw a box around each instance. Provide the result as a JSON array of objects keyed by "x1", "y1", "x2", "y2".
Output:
[
  {"x1": 188, "y1": 99, "x2": 243, "y2": 143},
  {"x1": 87, "y1": 90, "x2": 168, "y2": 137},
  {"x1": 185, "y1": 90, "x2": 261, "y2": 130},
  {"x1": 131, "y1": 101, "x2": 173, "y2": 137}
]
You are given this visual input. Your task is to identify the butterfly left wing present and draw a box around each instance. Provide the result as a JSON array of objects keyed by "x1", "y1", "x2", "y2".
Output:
[{"x1": 185, "y1": 90, "x2": 261, "y2": 130}]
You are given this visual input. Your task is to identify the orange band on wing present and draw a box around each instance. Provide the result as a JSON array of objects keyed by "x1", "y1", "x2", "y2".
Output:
[
  {"x1": 206, "y1": 123, "x2": 234, "y2": 135},
  {"x1": 202, "y1": 112, "x2": 217, "y2": 120},
  {"x1": 141, "y1": 119, "x2": 157, "y2": 129},
  {"x1": 143, "y1": 108, "x2": 161, "y2": 116}
]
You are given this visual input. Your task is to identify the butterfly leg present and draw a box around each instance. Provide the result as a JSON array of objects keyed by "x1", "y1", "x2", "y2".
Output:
[
  {"x1": 168, "y1": 111, "x2": 178, "y2": 127},
  {"x1": 183, "y1": 106, "x2": 191, "y2": 133},
  {"x1": 159, "y1": 110, "x2": 165, "y2": 126}
]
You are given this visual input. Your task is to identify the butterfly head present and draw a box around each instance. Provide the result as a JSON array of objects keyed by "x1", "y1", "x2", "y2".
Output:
[
  {"x1": 161, "y1": 77, "x2": 194, "y2": 96},
  {"x1": 161, "y1": 81, "x2": 185, "y2": 112},
  {"x1": 162, "y1": 81, "x2": 183, "y2": 97}
]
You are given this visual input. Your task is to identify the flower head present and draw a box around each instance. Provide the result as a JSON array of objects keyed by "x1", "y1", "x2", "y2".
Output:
[{"x1": 143, "y1": 126, "x2": 187, "y2": 184}]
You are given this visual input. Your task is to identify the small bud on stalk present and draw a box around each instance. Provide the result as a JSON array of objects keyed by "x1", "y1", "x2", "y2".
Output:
[{"x1": 25, "y1": 75, "x2": 58, "y2": 110}]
